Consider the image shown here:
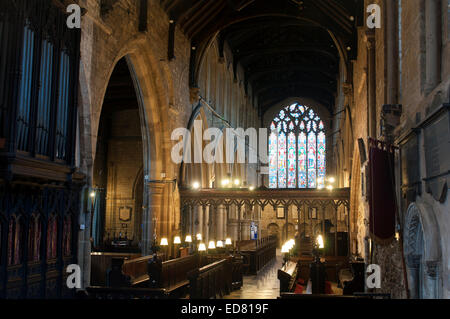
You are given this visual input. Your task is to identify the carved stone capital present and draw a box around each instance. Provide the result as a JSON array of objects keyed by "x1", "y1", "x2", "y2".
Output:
[
  {"x1": 190, "y1": 87, "x2": 201, "y2": 104},
  {"x1": 365, "y1": 30, "x2": 375, "y2": 49},
  {"x1": 100, "y1": 0, "x2": 120, "y2": 17},
  {"x1": 426, "y1": 261, "x2": 439, "y2": 278},
  {"x1": 406, "y1": 254, "x2": 421, "y2": 269},
  {"x1": 342, "y1": 82, "x2": 353, "y2": 96}
]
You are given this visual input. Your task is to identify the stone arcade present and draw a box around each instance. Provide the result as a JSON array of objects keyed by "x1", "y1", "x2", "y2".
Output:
[{"x1": 0, "y1": 0, "x2": 448, "y2": 300}]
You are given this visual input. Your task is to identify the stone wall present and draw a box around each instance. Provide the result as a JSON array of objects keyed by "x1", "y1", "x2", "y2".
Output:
[
  {"x1": 342, "y1": 0, "x2": 450, "y2": 298},
  {"x1": 75, "y1": 0, "x2": 261, "y2": 285}
]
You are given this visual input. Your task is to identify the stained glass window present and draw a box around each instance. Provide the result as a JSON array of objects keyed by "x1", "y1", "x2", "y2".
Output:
[{"x1": 269, "y1": 103, "x2": 326, "y2": 189}]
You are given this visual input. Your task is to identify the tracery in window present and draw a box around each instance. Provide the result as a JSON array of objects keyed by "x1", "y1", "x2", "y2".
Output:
[{"x1": 269, "y1": 104, "x2": 326, "y2": 189}]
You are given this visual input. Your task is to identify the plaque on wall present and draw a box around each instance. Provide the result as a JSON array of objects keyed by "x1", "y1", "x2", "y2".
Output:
[
  {"x1": 276, "y1": 207, "x2": 285, "y2": 219},
  {"x1": 309, "y1": 207, "x2": 318, "y2": 219},
  {"x1": 119, "y1": 207, "x2": 132, "y2": 222},
  {"x1": 423, "y1": 105, "x2": 450, "y2": 202},
  {"x1": 400, "y1": 134, "x2": 420, "y2": 187},
  {"x1": 399, "y1": 131, "x2": 421, "y2": 205}
]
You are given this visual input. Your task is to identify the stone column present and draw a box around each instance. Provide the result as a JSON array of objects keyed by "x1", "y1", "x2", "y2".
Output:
[
  {"x1": 203, "y1": 205, "x2": 209, "y2": 243},
  {"x1": 196, "y1": 205, "x2": 203, "y2": 239},
  {"x1": 142, "y1": 182, "x2": 165, "y2": 255},
  {"x1": 386, "y1": 0, "x2": 399, "y2": 104},
  {"x1": 224, "y1": 205, "x2": 229, "y2": 239},
  {"x1": 406, "y1": 254, "x2": 422, "y2": 299},
  {"x1": 425, "y1": 0, "x2": 441, "y2": 93},
  {"x1": 217, "y1": 205, "x2": 225, "y2": 240},
  {"x1": 366, "y1": 30, "x2": 377, "y2": 138}
]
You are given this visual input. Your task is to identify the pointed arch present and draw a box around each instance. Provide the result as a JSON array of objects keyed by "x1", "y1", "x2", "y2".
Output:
[{"x1": 269, "y1": 103, "x2": 326, "y2": 189}]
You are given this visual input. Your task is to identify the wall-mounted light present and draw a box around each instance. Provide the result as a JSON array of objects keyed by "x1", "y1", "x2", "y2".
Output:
[
  {"x1": 198, "y1": 243, "x2": 206, "y2": 252},
  {"x1": 208, "y1": 241, "x2": 216, "y2": 249},
  {"x1": 173, "y1": 236, "x2": 181, "y2": 244},
  {"x1": 185, "y1": 235, "x2": 192, "y2": 243},
  {"x1": 222, "y1": 179, "x2": 230, "y2": 187},
  {"x1": 234, "y1": 179, "x2": 241, "y2": 186},
  {"x1": 192, "y1": 182, "x2": 200, "y2": 190},
  {"x1": 249, "y1": 186, "x2": 255, "y2": 191},
  {"x1": 196, "y1": 233, "x2": 202, "y2": 241},
  {"x1": 316, "y1": 235, "x2": 325, "y2": 249},
  {"x1": 225, "y1": 238, "x2": 232, "y2": 246},
  {"x1": 160, "y1": 238, "x2": 169, "y2": 246},
  {"x1": 90, "y1": 191, "x2": 96, "y2": 198},
  {"x1": 327, "y1": 185, "x2": 334, "y2": 191},
  {"x1": 216, "y1": 240, "x2": 224, "y2": 248}
]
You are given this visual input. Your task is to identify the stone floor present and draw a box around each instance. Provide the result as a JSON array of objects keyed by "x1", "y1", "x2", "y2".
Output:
[
  {"x1": 224, "y1": 252, "x2": 283, "y2": 299},
  {"x1": 223, "y1": 251, "x2": 344, "y2": 299}
]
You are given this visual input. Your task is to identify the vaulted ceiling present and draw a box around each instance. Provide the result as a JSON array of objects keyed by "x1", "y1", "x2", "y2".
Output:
[{"x1": 161, "y1": 0, "x2": 363, "y2": 115}]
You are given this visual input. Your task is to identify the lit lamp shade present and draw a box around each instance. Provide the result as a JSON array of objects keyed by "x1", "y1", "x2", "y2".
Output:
[
  {"x1": 216, "y1": 240, "x2": 224, "y2": 248},
  {"x1": 316, "y1": 235, "x2": 325, "y2": 249},
  {"x1": 160, "y1": 238, "x2": 169, "y2": 246},
  {"x1": 185, "y1": 235, "x2": 192, "y2": 243},
  {"x1": 173, "y1": 236, "x2": 181, "y2": 244},
  {"x1": 281, "y1": 244, "x2": 290, "y2": 253},
  {"x1": 208, "y1": 241, "x2": 216, "y2": 249},
  {"x1": 198, "y1": 243, "x2": 206, "y2": 252},
  {"x1": 196, "y1": 234, "x2": 202, "y2": 241},
  {"x1": 225, "y1": 238, "x2": 232, "y2": 246}
]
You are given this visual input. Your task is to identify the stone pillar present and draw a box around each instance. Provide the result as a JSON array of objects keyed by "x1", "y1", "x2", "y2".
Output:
[
  {"x1": 217, "y1": 205, "x2": 225, "y2": 240},
  {"x1": 406, "y1": 254, "x2": 422, "y2": 299},
  {"x1": 386, "y1": 0, "x2": 399, "y2": 104},
  {"x1": 224, "y1": 205, "x2": 229, "y2": 239},
  {"x1": 425, "y1": 0, "x2": 441, "y2": 93},
  {"x1": 142, "y1": 182, "x2": 165, "y2": 255},
  {"x1": 196, "y1": 206, "x2": 203, "y2": 239},
  {"x1": 366, "y1": 30, "x2": 377, "y2": 138},
  {"x1": 203, "y1": 205, "x2": 209, "y2": 243}
]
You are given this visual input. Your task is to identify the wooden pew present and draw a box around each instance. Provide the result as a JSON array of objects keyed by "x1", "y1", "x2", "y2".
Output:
[
  {"x1": 278, "y1": 261, "x2": 297, "y2": 294},
  {"x1": 123, "y1": 254, "x2": 200, "y2": 296},
  {"x1": 90, "y1": 252, "x2": 141, "y2": 286},
  {"x1": 279, "y1": 293, "x2": 366, "y2": 299},
  {"x1": 295, "y1": 256, "x2": 349, "y2": 283},
  {"x1": 280, "y1": 293, "x2": 391, "y2": 299},
  {"x1": 188, "y1": 259, "x2": 233, "y2": 299},
  {"x1": 87, "y1": 254, "x2": 201, "y2": 299},
  {"x1": 240, "y1": 236, "x2": 277, "y2": 275},
  {"x1": 85, "y1": 286, "x2": 170, "y2": 299},
  {"x1": 203, "y1": 255, "x2": 243, "y2": 290}
]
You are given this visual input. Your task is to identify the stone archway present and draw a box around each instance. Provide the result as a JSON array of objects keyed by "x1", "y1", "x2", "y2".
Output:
[
  {"x1": 268, "y1": 223, "x2": 280, "y2": 247},
  {"x1": 404, "y1": 203, "x2": 442, "y2": 299},
  {"x1": 92, "y1": 57, "x2": 146, "y2": 253}
]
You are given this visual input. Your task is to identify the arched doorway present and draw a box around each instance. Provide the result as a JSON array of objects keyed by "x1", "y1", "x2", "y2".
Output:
[
  {"x1": 92, "y1": 57, "x2": 146, "y2": 253},
  {"x1": 404, "y1": 203, "x2": 442, "y2": 299},
  {"x1": 267, "y1": 223, "x2": 280, "y2": 247}
]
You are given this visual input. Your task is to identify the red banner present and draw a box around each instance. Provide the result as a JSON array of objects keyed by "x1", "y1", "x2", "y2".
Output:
[{"x1": 369, "y1": 139, "x2": 397, "y2": 244}]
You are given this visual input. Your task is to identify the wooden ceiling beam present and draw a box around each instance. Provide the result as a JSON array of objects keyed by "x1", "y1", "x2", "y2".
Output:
[
  {"x1": 254, "y1": 80, "x2": 336, "y2": 97},
  {"x1": 247, "y1": 65, "x2": 336, "y2": 83},
  {"x1": 186, "y1": 0, "x2": 228, "y2": 39},
  {"x1": 235, "y1": 45, "x2": 338, "y2": 66}
]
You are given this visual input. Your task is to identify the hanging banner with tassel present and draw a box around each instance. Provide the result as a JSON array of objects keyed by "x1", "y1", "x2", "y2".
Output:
[{"x1": 368, "y1": 138, "x2": 397, "y2": 244}]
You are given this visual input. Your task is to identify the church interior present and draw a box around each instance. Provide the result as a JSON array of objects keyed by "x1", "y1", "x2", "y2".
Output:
[{"x1": 0, "y1": 0, "x2": 449, "y2": 301}]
